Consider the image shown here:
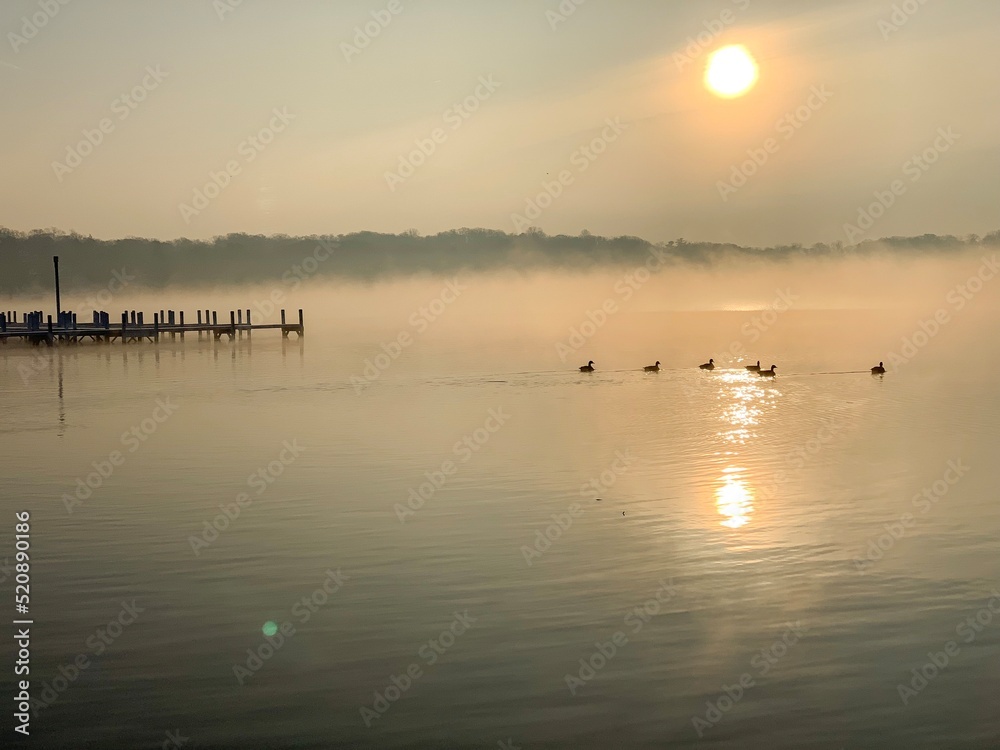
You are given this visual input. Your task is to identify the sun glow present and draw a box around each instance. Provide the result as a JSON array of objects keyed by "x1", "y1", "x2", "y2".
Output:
[
  {"x1": 705, "y1": 45, "x2": 759, "y2": 98},
  {"x1": 716, "y1": 472, "x2": 755, "y2": 529}
]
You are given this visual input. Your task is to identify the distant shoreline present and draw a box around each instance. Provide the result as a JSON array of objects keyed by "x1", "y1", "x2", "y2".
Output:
[{"x1": 2, "y1": 226, "x2": 996, "y2": 294}]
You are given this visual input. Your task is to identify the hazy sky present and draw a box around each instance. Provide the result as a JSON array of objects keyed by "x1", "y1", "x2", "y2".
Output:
[{"x1": 2, "y1": 0, "x2": 998, "y2": 245}]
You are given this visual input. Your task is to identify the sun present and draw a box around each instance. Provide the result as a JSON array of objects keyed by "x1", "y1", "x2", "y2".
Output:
[{"x1": 705, "y1": 45, "x2": 759, "y2": 98}]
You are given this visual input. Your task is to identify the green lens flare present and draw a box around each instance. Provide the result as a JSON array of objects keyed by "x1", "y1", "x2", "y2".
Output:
[{"x1": 262, "y1": 621, "x2": 278, "y2": 637}]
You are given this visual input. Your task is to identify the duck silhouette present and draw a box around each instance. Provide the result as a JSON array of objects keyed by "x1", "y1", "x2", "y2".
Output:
[
  {"x1": 759, "y1": 365, "x2": 777, "y2": 378},
  {"x1": 699, "y1": 358, "x2": 715, "y2": 370},
  {"x1": 871, "y1": 362, "x2": 886, "y2": 375},
  {"x1": 580, "y1": 361, "x2": 595, "y2": 373},
  {"x1": 644, "y1": 361, "x2": 661, "y2": 373},
  {"x1": 746, "y1": 361, "x2": 761, "y2": 372}
]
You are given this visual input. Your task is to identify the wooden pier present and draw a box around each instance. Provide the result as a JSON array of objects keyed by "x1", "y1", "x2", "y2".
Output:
[{"x1": 0, "y1": 308, "x2": 304, "y2": 346}]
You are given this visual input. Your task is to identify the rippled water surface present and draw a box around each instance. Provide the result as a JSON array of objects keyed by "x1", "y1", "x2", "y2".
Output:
[{"x1": 2, "y1": 297, "x2": 999, "y2": 749}]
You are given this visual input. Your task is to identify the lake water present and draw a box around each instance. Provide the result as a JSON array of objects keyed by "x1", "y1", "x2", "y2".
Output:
[{"x1": 2, "y1": 262, "x2": 1000, "y2": 748}]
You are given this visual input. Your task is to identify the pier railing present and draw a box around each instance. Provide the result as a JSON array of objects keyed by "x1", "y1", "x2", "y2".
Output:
[{"x1": 0, "y1": 308, "x2": 304, "y2": 346}]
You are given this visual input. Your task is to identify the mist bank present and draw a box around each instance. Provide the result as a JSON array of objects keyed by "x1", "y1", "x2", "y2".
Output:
[{"x1": 1, "y1": 226, "x2": 997, "y2": 294}]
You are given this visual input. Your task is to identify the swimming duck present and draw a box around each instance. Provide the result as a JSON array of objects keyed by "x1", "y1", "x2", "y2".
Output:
[
  {"x1": 871, "y1": 362, "x2": 886, "y2": 375},
  {"x1": 699, "y1": 358, "x2": 715, "y2": 370},
  {"x1": 746, "y1": 361, "x2": 761, "y2": 372},
  {"x1": 759, "y1": 365, "x2": 777, "y2": 377},
  {"x1": 644, "y1": 361, "x2": 661, "y2": 372},
  {"x1": 580, "y1": 361, "x2": 595, "y2": 372}
]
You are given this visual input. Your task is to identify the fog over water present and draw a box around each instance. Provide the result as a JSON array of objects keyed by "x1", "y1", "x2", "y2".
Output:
[{"x1": 5, "y1": 239, "x2": 998, "y2": 374}]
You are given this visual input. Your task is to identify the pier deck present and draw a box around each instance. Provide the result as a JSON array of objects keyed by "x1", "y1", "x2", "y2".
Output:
[{"x1": 0, "y1": 308, "x2": 304, "y2": 346}]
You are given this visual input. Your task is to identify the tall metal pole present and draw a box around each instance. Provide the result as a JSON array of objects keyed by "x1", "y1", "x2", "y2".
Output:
[{"x1": 53, "y1": 255, "x2": 62, "y2": 324}]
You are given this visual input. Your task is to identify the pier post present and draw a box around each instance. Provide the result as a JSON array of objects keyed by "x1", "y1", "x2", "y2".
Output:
[
  {"x1": 180, "y1": 311, "x2": 185, "y2": 339},
  {"x1": 281, "y1": 309, "x2": 287, "y2": 337},
  {"x1": 298, "y1": 309, "x2": 304, "y2": 337},
  {"x1": 122, "y1": 312, "x2": 128, "y2": 344},
  {"x1": 246, "y1": 309, "x2": 252, "y2": 336},
  {"x1": 237, "y1": 309, "x2": 243, "y2": 338},
  {"x1": 197, "y1": 310, "x2": 202, "y2": 339},
  {"x1": 230, "y1": 310, "x2": 236, "y2": 340},
  {"x1": 53, "y1": 256, "x2": 61, "y2": 324},
  {"x1": 212, "y1": 311, "x2": 217, "y2": 326},
  {"x1": 154, "y1": 313, "x2": 159, "y2": 342}
]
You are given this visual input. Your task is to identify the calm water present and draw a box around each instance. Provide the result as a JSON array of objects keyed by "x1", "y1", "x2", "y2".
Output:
[{"x1": 2, "y1": 277, "x2": 1000, "y2": 748}]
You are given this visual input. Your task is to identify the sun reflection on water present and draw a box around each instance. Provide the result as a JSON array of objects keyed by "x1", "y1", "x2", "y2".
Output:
[
  {"x1": 716, "y1": 470, "x2": 754, "y2": 529},
  {"x1": 710, "y1": 369, "x2": 775, "y2": 529},
  {"x1": 716, "y1": 371, "x2": 766, "y2": 446}
]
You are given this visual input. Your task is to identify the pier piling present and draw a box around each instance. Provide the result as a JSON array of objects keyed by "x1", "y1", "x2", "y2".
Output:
[{"x1": 0, "y1": 307, "x2": 304, "y2": 345}]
